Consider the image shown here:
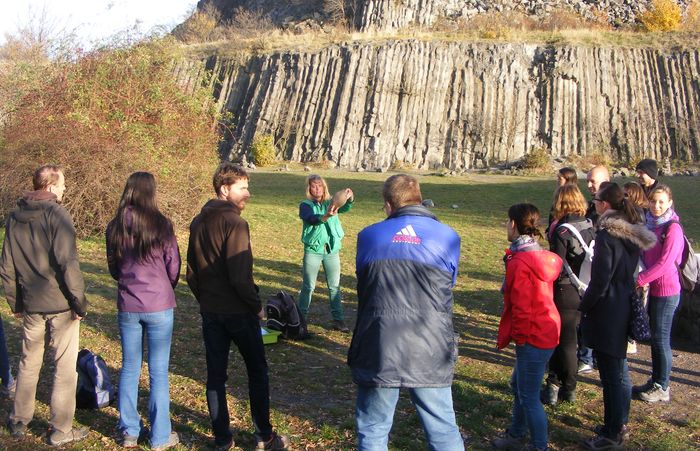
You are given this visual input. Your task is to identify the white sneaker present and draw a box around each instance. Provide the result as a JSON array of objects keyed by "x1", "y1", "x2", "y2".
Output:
[
  {"x1": 639, "y1": 383, "x2": 670, "y2": 403},
  {"x1": 627, "y1": 341, "x2": 637, "y2": 354}
]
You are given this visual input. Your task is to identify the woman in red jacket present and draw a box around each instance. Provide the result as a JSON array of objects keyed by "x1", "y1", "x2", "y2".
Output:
[{"x1": 492, "y1": 204, "x2": 563, "y2": 451}]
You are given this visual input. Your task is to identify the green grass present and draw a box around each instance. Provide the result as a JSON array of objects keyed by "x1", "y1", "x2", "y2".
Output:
[{"x1": 1, "y1": 170, "x2": 699, "y2": 450}]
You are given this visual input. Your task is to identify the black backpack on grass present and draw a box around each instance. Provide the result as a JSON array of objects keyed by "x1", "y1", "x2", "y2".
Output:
[
  {"x1": 266, "y1": 291, "x2": 309, "y2": 340},
  {"x1": 76, "y1": 348, "x2": 117, "y2": 409}
]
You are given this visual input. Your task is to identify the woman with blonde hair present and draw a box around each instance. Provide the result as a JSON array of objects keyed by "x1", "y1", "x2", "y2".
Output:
[
  {"x1": 542, "y1": 184, "x2": 595, "y2": 405},
  {"x1": 298, "y1": 175, "x2": 354, "y2": 331}
]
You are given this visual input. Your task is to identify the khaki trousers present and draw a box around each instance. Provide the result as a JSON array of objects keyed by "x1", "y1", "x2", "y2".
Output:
[{"x1": 10, "y1": 311, "x2": 80, "y2": 433}]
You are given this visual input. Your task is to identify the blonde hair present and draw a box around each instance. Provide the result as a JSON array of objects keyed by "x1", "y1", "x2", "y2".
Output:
[
  {"x1": 305, "y1": 175, "x2": 330, "y2": 201},
  {"x1": 552, "y1": 184, "x2": 588, "y2": 220}
]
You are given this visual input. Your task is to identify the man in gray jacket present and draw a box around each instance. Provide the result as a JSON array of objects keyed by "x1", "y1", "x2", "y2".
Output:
[{"x1": 0, "y1": 165, "x2": 89, "y2": 446}]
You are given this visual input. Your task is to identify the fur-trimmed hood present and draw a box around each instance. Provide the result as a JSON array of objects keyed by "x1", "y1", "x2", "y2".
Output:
[{"x1": 598, "y1": 210, "x2": 656, "y2": 251}]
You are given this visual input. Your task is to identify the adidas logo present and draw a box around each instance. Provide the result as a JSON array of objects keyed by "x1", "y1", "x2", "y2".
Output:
[{"x1": 392, "y1": 224, "x2": 421, "y2": 244}]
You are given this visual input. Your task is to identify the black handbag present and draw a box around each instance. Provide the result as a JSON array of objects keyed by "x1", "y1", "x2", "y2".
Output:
[{"x1": 628, "y1": 290, "x2": 651, "y2": 342}]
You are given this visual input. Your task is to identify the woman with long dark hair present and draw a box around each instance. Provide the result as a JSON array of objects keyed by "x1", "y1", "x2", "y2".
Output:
[
  {"x1": 634, "y1": 184, "x2": 684, "y2": 403},
  {"x1": 106, "y1": 172, "x2": 180, "y2": 450},
  {"x1": 542, "y1": 184, "x2": 595, "y2": 405},
  {"x1": 580, "y1": 183, "x2": 655, "y2": 449},
  {"x1": 492, "y1": 204, "x2": 562, "y2": 451}
]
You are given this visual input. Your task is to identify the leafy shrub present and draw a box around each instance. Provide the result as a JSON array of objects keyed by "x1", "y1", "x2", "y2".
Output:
[
  {"x1": 522, "y1": 147, "x2": 552, "y2": 173},
  {"x1": 682, "y1": 0, "x2": 700, "y2": 31},
  {"x1": 173, "y1": 5, "x2": 221, "y2": 43},
  {"x1": 640, "y1": 0, "x2": 682, "y2": 31},
  {"x1": 0, "y1": 39, "x2": 220, "y2": 236},
  {"x1": 250, "y1": 133, "x2": 277, "y2": 167}
]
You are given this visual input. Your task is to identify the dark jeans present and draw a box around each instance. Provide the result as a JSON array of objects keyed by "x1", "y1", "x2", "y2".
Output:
[
  {"x1": 201, "y1": 312, "x2": 272, "y2": 445},
  {"x1": 547, "y1": 284, "x2": 580, "y2": 394},
  {"x1": 648, "y1": 294, "x2": 680, "y2": 390},
  {"x1": 594, "y1": 351, "x2": 631, "y2": 439}
]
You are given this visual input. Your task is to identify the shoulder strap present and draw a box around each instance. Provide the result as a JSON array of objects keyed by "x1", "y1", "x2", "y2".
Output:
[
  {"x1": 557, "y1": 223, "x2": 592, "y2": 253},
  {"x1": 661, "y1": 219, "x2": 682, "y2": 242}
]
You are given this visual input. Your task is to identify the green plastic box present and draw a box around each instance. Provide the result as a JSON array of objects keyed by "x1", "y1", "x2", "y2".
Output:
[{"x1": 261, "y1": 327, "x2": 282, "y2": 345}]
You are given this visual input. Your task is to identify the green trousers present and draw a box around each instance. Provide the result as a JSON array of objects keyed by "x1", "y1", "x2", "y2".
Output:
[{"x1": 298, "y1": 251, "x2": 343, "y2": 321}]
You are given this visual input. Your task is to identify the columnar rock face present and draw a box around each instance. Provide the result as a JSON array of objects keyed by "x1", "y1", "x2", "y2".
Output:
[{"x1": 175, "y1": 41, "x2": 700, "y2": 169}]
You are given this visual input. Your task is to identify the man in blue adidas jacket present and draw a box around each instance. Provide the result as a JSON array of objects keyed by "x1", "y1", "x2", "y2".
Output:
[{"x1": 348, "y1": 174, "x2": 464, "y2": 451}]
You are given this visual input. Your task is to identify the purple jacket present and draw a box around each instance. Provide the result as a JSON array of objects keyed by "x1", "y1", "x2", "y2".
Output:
[
  {"x1": 637, "y1": 211, "x2": 683, "y2": 297},
  {"x1": 106, "y1": 212, "x2": 180, "y2": 313}
]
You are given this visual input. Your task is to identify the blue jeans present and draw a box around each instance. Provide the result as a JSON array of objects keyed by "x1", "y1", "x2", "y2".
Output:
[
  {"x1": 594, "y1": 351, "x2": 631, "y2": 438},
  {"x1": 201, "y1": 312, "x2": 272, "y2": 446},
  {"x1": 356, "y1": 386, "x2": 464, "y2": 451},
  {"x1": 118, "y1": 309, "x2": 174, "y2": 447},
  {"x1": 298, "y1": 251, "x2": 343, "y2": 320},
  {"x1": 0, "y1": 316, "x2": 13, "y2": 388},
  {"x1": 510, "y1": 344, "x2": 554, "y2": 449},
  {"x1": 648, "y1": 294, "x2": 680, "y2": 389}
]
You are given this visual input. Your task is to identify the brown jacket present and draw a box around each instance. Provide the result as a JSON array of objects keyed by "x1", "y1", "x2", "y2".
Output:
[
  {"x1": 0, "y1": 191, "x2": 87, "y2": 316},
  {"x1": 186, "y1": 199, "x2": 261, "y2": 315}
]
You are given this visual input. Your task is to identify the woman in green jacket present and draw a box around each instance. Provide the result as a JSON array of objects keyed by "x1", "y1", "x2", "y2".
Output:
[{"x1": 298, "y1": 175, "x2": 354, "y2": 332}]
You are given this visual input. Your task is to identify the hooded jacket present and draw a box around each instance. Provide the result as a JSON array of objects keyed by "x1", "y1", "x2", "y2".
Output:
[
  {"x1": 580, "y1": 210, "x2": 656, "y2": 358},
  {"x1": 186, "y1": 199, "x2": 261, "y2": 315},
  {"x1": 348, "y1": 205, "x2": 460, "y2": 388},
  {"x1": 497, "y1": 248, "x2": 563, "y2": 350},
  {"x1": 0, "y1": 191, "x2": 87, "y2": 316},
  {"x1": 637, "y1": 211, "x2": 683, "y2": 297}
]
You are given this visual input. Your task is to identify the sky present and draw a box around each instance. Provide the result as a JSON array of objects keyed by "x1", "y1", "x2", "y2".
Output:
[{"x1": 0, "y1": 0, "x2": 199, "y2": 48}]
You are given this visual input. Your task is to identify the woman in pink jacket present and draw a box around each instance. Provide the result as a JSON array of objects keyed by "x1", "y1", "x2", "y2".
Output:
[{"x1": 634, "y1": 184, "x2": 684, "y2": 403}]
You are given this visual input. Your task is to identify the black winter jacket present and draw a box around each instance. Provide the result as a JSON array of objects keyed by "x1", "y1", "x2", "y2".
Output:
[
  {"x1": 0, "y1": 191, "x2": 87, "y2": 316},
  {"x1": 549, "y1": 214, "x2": 596, "y2": 287},
  {"x1": 579, "y1": 210, "x2": 656, "y2": 358}
]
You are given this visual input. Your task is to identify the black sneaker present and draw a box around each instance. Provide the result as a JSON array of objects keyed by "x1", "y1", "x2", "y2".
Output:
[
  {"x1": 214, "y1": 436, "x2": 235, "y2": 451},
  {"x1": 48, "y1": 426, "x2": 89, "y2": 446},
  {"x1": 540, "y1": 382, "x2": 559, "y2": 406},
  {"x1": 255, "y1": 432, "x2": 289, "y2": 450},
  {"x1": 7, "y1": 420, "x2": 28, "y2": 437},
  {"x1": 582, "y1": 434, "x2": 624, "y2": 450},
  {"x1": 491, "y1": 429, "x2": 526, "y2": 449},
  {"x1": 593, "y1": 424, "x2": 629, "y2": 442},
  {"x1": 331, "y1": 319, "x2": 350, "y2": 333}
]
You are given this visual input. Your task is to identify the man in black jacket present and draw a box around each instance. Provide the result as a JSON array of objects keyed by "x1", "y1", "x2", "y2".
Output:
[
  {"x1": 0, "y1": 165, "x2": 88, "y2": 446},
  {"x1": 186, "y1": 162, "x2": 288, "y2": 451},
  {"x1": 348, "y1": 174, "x2": 464, "y2": 451}
]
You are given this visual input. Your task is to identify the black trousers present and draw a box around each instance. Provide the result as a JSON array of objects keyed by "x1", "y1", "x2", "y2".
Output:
[{"x1": 547, "y1": 283, "x2": 580, "y2": 394}]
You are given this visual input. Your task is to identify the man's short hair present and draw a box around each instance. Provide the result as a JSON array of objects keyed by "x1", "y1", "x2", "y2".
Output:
[
  {"x1": 383, "y1": 174, "x2": 422, "y2": 210},
  {"x1": 33, "y1": 165, "x2": 63, "y2": 191},
  {"x1": 213, "y1": 162, "x2": 248, "y2": 195}
]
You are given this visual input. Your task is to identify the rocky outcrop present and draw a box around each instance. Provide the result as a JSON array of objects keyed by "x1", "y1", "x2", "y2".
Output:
[
  {"x1": 175, "y1": 41, "x2": 700, "y2": 170},
  {"x1": 196, "y1": 0, "x2": 687, "y2": 31},
  {"x1": 353, "y1": 0, "x2": 660, "y2": 31}
]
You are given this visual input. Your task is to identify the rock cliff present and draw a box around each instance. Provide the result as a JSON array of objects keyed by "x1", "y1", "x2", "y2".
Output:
[{"x1": 176, "y1": 41, "x2": 700, "y2": 170}]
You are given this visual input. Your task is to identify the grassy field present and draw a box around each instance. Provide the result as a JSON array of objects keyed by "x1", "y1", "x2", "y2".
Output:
[{"x1": 0, "y1": 170, "x2": 699, "y2": 450}]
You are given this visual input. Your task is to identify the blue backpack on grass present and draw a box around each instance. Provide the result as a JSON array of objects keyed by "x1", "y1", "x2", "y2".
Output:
[{"x1": 76, "y1": 348, "x2": 117, "y2": 409}]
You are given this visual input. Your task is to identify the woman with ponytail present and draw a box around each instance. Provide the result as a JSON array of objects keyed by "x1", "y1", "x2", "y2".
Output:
[
  {"x1": 633, "y1": 184, "x2": 684, "y2": 404},
  {"x1": 106, "y1": 172, "x2": 181, "y2": 450},
  {"x1": 492, "y1": 204, "x2": 562, "y2": 451},
  {"x1": 580, "y1": 183, "x2": 655, "y2": 450}
]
